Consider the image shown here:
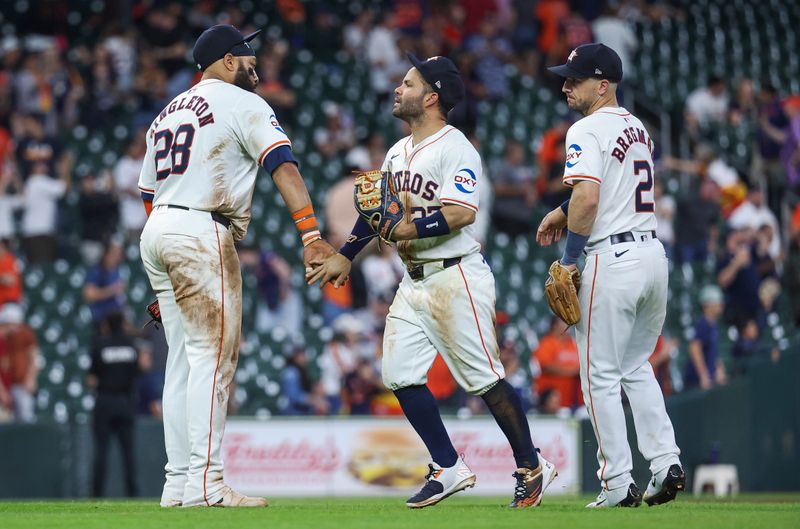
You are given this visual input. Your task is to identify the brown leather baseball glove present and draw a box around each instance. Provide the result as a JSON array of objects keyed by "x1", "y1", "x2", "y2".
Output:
[
  {"x1": 353, "y1": 169, "x2": 405, "y2": 242},
  {"x1": 544, "y1": 260, "x2": 581, "y2": 326}
]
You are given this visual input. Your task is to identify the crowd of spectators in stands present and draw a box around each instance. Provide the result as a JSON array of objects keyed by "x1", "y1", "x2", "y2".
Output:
[{"x1": 0, "y1": 0, "x2": 797, "y2": 422}]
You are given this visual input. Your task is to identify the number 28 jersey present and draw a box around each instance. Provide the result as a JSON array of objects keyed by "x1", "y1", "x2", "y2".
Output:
[
  {"x1": 562, "y1": 107, "x2": 657, "y2": 245},
  {"x1": 138, "y1": 79, "x2": 291, "y2": 241},
  {"x1": 381, "y1": 125, "x2": 482, "y2": 265}
]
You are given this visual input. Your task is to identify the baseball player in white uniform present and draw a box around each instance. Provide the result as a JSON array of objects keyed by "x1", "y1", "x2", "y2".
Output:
[
  {"x1": 138, "y1": 25, "x2": 334, "y2": 507},
  {"x1": 308, "y1": 54, "x2": 556, "y2": 509},
  {"x1": 538, "y1": 43, "x2": 684, "y2": 508}
]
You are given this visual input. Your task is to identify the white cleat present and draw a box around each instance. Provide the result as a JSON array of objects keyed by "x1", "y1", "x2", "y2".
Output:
[
  {"x1": 586, "y1": 483, "x2": 642, "y2": 508},
  {"x1": 405, "y1": 455, "x2": 477, "y2": 508},
  {"x1": 211, "y1": 486, "x2": 268, "y2": 508}
]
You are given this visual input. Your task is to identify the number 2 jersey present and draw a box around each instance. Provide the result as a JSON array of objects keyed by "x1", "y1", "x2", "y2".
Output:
[
  {"x1": 381, "y1": 125, "x2": 482, "y2": 265},
  {"x1": 138, "y1": 78, "x2": 293, "y2": 241},
  {"x1": 561, "y1": 106, "x2": 658, "y2": 245}
]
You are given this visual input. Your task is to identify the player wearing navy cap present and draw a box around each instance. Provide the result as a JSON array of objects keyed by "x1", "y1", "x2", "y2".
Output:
[
  {"x1": 139, "y1": 24, "x2": 334, "y2": 508},
  {"x1": 309, "y1": 53, "x2": 557, "y2": 509},
  {"x1": 538, "y1": 43, "x2": 685, "y2": 508}
]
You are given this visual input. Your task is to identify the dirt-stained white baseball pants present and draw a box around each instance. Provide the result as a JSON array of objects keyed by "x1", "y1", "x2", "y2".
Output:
[{"x1": 140, "y1": 205, "x2": 242, "y2": 507}]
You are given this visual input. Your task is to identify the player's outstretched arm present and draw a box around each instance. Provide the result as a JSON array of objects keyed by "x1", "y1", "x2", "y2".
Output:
[{"x1": 271, "y1": 162, "x2": 336, "y2": 269}]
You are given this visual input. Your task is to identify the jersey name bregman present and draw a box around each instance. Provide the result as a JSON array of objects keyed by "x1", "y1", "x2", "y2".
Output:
[
  {"x1": 611, "y1": 126, "x2": 653, "y2": 163},
  {"x1": 152, "y1": 95, "x2": 216, "y2": 132}
]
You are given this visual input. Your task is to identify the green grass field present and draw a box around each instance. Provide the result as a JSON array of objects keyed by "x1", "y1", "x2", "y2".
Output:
[{"x1": 1, "y1": 495, "x2": 798, "y2": 529}]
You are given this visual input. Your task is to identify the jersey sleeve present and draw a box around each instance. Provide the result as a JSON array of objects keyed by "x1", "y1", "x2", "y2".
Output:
[
  {"x1": 438, "y1": 143, "x2": 482, "y2": 212},
  {"x1": 138, "y1": 127, "x2": 157, "y2": 201},
  {"x1": 235, "y1": 95, "x2": 295, "y2": 175},
  {"x1": 562, "y1": 124, "x2": 604, "y2": 187}
]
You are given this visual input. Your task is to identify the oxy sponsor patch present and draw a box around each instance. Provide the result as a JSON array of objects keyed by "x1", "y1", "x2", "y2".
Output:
[
  {"x1": 454, "y1": 167, "x2": 477, "y2": 194},
  {"x1": 565, "y1": 143, "x2": 582, "y2": 168},
  {"x1": 269, "y1": 114, "x2": 286, "y2": 134}
]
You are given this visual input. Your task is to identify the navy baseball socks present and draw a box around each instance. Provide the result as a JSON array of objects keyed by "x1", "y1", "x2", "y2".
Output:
[
  {"x1": 394, "y1": 385, "x2": 475, "y2": 508},
  {"x1": 481, "y1": 379, "x2": 558, "y2": 507}
]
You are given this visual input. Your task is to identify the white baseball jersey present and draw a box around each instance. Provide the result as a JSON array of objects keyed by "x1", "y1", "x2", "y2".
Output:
[
  {"x1": 381, "y1": 125, "x2": 481, "y2": 264},
  {"x1": 562, "y1": 107, "x2": 657, "y2": 244},
  {"x1": 138, "y1": 78, "x2": 291, "y2": 241}
]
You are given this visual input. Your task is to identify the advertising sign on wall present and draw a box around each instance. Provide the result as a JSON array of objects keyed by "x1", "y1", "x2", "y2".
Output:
[{"x1": 222, "y1": 417, "x2": 580, "y2": 496}]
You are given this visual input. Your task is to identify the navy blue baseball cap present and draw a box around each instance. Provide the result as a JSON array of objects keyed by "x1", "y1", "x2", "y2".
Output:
[
  {"x1": 193, "y1": 25, "x2": 261, "y2": 71},
  {"x1": 548, "y1": 43, "x2": 623, "y2": 82},
  {"x1": 407, "y1": 53, "x2": 465, "y2": 111}
]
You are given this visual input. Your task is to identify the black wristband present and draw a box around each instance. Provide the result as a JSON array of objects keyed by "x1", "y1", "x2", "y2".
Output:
[
  {"x1": 560, "y1": 199, "x2": 570, "y2": 217},
  {"x1": 413, "y1": 210, "x2": 451, "y2": 239},
  {"x1": 339, "y1": 216, "x2": 376, "y2": 261}
]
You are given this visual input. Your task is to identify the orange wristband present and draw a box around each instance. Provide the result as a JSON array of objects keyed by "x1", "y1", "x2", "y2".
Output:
[{"x1": 292, "y1": 205, "x2": 322, "y2": 247}]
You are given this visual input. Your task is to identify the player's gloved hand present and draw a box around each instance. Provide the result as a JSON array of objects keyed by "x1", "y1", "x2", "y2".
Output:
[
  {"x1": 536, "y1": 207, "x2": 568, "y2": 247},
  {"x1": 145, "y1": 299, "x2": 162, "y2": 330},
  {"x1": 354, "y1": 169, "x2": 405, "y2": 243},
  {"x1": 544, "y1": 260, "x2": 581, "y2": 325},
  {"x1": 306, "y1": 253, "x2": 352, "y2": 288}
]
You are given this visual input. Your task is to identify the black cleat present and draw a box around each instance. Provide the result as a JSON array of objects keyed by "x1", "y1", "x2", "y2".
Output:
[{"x1": 644, "y1": 464, "x2": 686, "y2": 506}]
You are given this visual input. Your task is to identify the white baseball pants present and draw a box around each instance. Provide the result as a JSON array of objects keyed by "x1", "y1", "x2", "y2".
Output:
[
  {"x1": 575, "y1": 235, "x2": 681, "y2": 491},
  {"x1": 140, "y1": 206, "x2": 242, "y2": 506}
]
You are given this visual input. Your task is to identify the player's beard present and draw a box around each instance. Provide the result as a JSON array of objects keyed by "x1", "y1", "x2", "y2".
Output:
[
  {"x1": 233, "y1": 62, "x2": 256, "y2": 92},
  {"x1": 392, "y1": 93, "x2": 425, "y2": 123}
]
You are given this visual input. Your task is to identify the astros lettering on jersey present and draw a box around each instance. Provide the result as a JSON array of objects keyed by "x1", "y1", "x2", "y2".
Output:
[
  {"x1": 381, "y1": 124, "x2": 481, "y2": 263},
  {"x1": 138, "y1": 78, "x2": 291, "y2": 241}
]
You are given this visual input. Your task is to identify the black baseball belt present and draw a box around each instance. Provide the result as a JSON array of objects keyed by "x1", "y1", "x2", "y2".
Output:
[
  {"x1": 407, "y1": 257, "x2": 461, "y2": 281},
  {"x1": 166, "y1": 204, "x2": 231, "y2": 229},
  {"x1": 609, "y1": 230, "x2": 657, "y2": 244}
]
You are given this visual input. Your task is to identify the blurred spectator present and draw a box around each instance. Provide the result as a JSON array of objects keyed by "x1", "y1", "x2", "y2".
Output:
[
  {"x1": 731, "y1": 319, "x2": 779, "y2": 377},
  {"x1": 533, "y1": 317, "x2": 581, "y2": 409},
  {"x1": 717, "y1": 229, "x2": 767, "y2": 326},
  {"x1": 113, "y1": 135, "x2": 147, "y2": 243},
  {"x1": 78, "y1": 172, "x2": 119, "y2": 264},
  {"x1": 0, "y1": 303, "x2": 38, "y2": 423},
  {"x1": 360, "y1": 248, "x2": 403, "y2": 304},
  {"x1": 592, "y1": 4, "x2": 638, "y2": 82},
  {"x1": 305, "y1": 8, "x2": 343, "y2": 65},
  {"x1": 491, "y1": 140, "x2": 537, "y2": 236},
  {"x1": 14, "y1": 113, "x2": 63, "y2": 179},
  {"x1": 684, "y1": 285, "x2": 727, "y2": 391},
  {"x1": 20, "y1": 161, "x2": 69, "y2": 264},
  {"x1": 653, "y1": 181, "x2": 676, "y2": 258},
  {"x1": 343, "y1": 358, "x2": 381, "y2": 415},
  {"x1": 238, "y1": 246, "x2": 303, "y2": 337},
  {"x1": 343, "y1": 10, "x2": 374, "y2": 57},
  {"x1": 279, "y1": 346, "x2": 328, "y2": 416},
  {"x1": 87, "y1": 312, "x2": 146, "y2": 497},
  {"x1": 537, "y1": 120, "x2": 572, "y2": 208},
  {"x1": 0, "y1": 240, "x2": 22, "y2": 307},
  {"x1": 463, "y1": 14, "x2": 513, "y2": 101},
  {"x1": 499, "y1": 335, "x2": 532, "y2": 412},
  {"x1": 685, "y1": 76, "x2": 729, "y2": 135},
  {"x1": 139, "y1": 5, "x2": 191, "y2": 96},
  {"x1": 427, "y1": 352, "x2": 459, "y2": 408},
  {"x1": 783, "y1": 217, "x2": 800, "y2": 326},
  {"x1": 728, "y1": 187, "x2": 780, "y2": 259},
  {"x1": 365, "y1": 11, "x2": 405, "y2": 101},
  {"x1": 255, "y1": 41, "x2": 296, "y2": 123},
  {"x1": 649, "y1": 335, "x2": 677, "y2": 397},
  {"x1": 674, "y1": 178, "x2": 720, "y2": 264},
  {"x1": 313, "y1": 102, "x2": 356, "y2": 159},
  {"x1": 345, "y1": 132, "x2": 387, "y2": 173},
  {"x1": 0, "y1": 170, "x2": 22, "y2": 242},
  {"x1": 534, "y1": 0, "x2": 570, "y2": 58},
  {"x1": 759, "y1": 95, "x2": 800, "y2": 192},
  {"x1": 754, "y1": 85, "x2": 789, "y2": 212},
  {"x1": 318, "y1": 314, "x2": 364, "y2": 414},
  {"x1": 83, "y1": 241, "x2": 127, "y2": 326},
  {"x1": 728, "y1": 78, "x2": 756, "y2": 126},
  {"x1": 538, "y1": 388, "x2": 562, "y2": 415}
]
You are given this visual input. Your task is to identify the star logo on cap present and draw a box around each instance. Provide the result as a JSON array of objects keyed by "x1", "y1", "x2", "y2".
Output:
[{"x1": 567, "y1": 49, "x2": 578, "y2": 62}]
